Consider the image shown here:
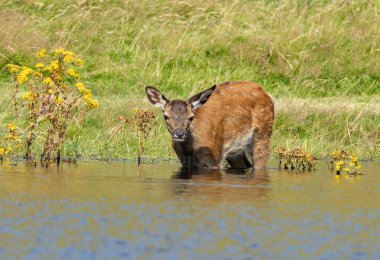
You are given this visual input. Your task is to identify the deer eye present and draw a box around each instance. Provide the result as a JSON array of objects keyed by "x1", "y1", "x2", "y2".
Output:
[
  {"x1": 163, "y1": 115, "x2": 169, "y2": 120},
  {"x1": 188, "y1": 116, "x2": 194, "y2": 122}
]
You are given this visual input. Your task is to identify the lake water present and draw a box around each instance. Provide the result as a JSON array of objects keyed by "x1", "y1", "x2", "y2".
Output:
[{"x1": 0, "y1": 161, "x2": 379, "y2": 259}]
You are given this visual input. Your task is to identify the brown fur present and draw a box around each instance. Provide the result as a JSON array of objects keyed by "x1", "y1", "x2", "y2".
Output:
[{"x1": 146, "y1": 81, "x2": 274, "y2": 170}]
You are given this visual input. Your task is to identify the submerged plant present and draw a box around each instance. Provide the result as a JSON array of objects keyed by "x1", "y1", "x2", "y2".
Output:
[
  {"x1": 108, "y1": 108, "x2": 156, "y2": 165},
  {"x1": 6, "y1": 48, "x2": 99, "y2": 166},
  {"x1": 278, "y1": 147, "x2": 316, "y2": 172},
  {"x1": 329, "y1": 150, "x2": 362, "y2": 176}
]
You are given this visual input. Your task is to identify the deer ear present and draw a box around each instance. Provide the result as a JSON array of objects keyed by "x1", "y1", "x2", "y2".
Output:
[
  {"x1": 188, "y1": 85, "x2": 216, "y2": 110},
  {"x1": 145, "y1": 86, "x2": 169, "y2": 110}
]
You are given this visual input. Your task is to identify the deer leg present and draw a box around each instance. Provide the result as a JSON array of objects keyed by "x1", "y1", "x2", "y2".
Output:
[
  {"x1": 226, "y1": 153, "x2": 252, "y2": 169},
  {"x1": 252, "y1": 128, "x2": 272, "y2": 170}
]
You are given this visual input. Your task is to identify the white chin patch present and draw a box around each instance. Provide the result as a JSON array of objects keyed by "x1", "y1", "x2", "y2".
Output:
[{"x1": 173, "y1": 138, "x2": 187, "y2": 142}]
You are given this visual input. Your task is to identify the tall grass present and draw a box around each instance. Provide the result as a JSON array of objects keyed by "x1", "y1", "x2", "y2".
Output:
[{"x1": 0, "y1": 0, "x2": 379, "y2": 160}]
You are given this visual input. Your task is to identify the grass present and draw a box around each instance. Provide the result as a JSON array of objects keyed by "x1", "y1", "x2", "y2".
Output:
[{"x1": 0, "y1": 0, "x2": 379, "y2": 160}]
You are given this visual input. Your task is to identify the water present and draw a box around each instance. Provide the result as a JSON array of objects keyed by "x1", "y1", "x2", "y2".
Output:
[{"x1": 0, "y1": 161, "x2": 379, "y2": 259}]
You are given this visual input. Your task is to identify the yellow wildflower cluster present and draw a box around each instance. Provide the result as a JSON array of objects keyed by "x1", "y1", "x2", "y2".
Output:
[
  {"x1": 16, "y1": 67, "x2": 33, "y2": 84},
  {"x1": 74, "y1": 82, "x2": 98, "y2": 109},
  {"x1": 54, "y1": 47, "x2": 65, "y2": 56},
  {"x1": 67, "y1": 69, "x2": 80, "y2": 79},
  {"x1": 56, "y1": 95, "x2": 65, "y2": 105},
  {"x1": 5, "y1": 47, "x2": 98, "y2": 165},
  {"x1": 43, "y1": 77, "x2": 54, "y2": 86},
  {"x1": 50, "y1": 60, "x2": 59, "y2": 70},
  {"x1": 44, "y1": 66, "x2": 52, "y2": 73},
  {"x1": 83, "y1": 90, "x2": 99, "y2": 109},
  {"x1": 21, "y1": 91, "x2": 36, "y2": 101},
  {"x1": 63, "y1": 51, "x2": 75, "y2": 62},
  {"x1": 6, "y1": 123, "x2": 19, "y2": 141},
  {"x1": 6, "y1": 64, "x2": 21, "y2": 73},
  {"x1": 7, "y1": 64, "x2": 42, "y2": 85},
  {"x1": 75, "y1": 82, "x2": 85, "y2": 92},
  {"x1": 74, "y1": 58, "x2": 84, "y2": 66},
  {"x1": 278, "y1": 147, "x2": 316, "y2": 171},
  {"x1": 329, "y1": 150, "x2": 362, "y2": 175},
  {"x1": 37, "y1": 49, "x2": 46, "y2": 58},
  {"x1": 53, "y1": 47, "x2": 84, "y2": 66},
  {"x1": 0, "y1": 123, "x2": 21, "y2": 160},
  {"x1": 8, "y1": 123, "x2": 16, "y2": 131},
  {"x1": 0, "y1": 147, "x2": 12, "y2": 157},
  {"x1": 35, "y1": 63, "x2": 44, "y2": 69}
]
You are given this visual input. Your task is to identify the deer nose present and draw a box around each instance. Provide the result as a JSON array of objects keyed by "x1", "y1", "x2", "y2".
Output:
[{"x1": 173, "y1": 129, "x2": 187, "y2": 140}]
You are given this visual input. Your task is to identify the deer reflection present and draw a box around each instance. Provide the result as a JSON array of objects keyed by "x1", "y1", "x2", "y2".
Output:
[{"x1": 171, "y1": 167, "x2": 271, "y2": 201}]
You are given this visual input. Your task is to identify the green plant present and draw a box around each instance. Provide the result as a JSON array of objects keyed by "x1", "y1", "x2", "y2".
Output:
[{"x1": 6, "y1": 48, "x2": 99, "y2": 166}]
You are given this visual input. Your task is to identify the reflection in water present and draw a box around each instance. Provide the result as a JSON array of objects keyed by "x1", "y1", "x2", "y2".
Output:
[
  {"x1": 0, "y1": 161, "x2": 379, "y2": 259},
  {"x1": 172, "y1": 167, "x2": 272, "y2": 200}
]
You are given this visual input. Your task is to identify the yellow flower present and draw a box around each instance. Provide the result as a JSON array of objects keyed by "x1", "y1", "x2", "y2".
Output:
[
  {"x1": 33, "y1": 71, "x2": 43, "y2": 78},
  {"x1": 37, "y1": 49, "x2": 46, "y2": 58},
  {"x1": 335, "y1": 165, "x2": 341, "y2": 171},
  {"x1": 35, "y1": 63, "x2": 44, "y2": 69},
  {"x1": 8, "y1": 123, "x2": 16, "y2": 131},
  {"x1": 55, "y1": 75, "x2": 63, "y2": 83},
  {"x1": 0, "y1": 148, "x2": 4, "y2": 155},
  {"x1": 43, "y1": 77, "x2": 54, "y2": 86},
  {"x1": 330, "y1": 150, "x2": 340, "y2": 159},
  {"x1": 83, "y1": 94, "x2": 99, "y2": 109},
  {"x1": 74, "y1": 58, "x2": 84, "y2": 66},
  {"x1": 75, "y1": 82, "x2": 85, "y2": 92},
  {"x1": 6, "y1": 64, "x2": 21, "y2": 73},
  {"x1": 5, "y1": 147, "x2": 12, "y2": 154},
  {"x1": 22, "y1": 91, "x2": 36, "y2": 101},
  {"x1": 44, "y1": 66, "x2": 52, "y2": 73},
  {"x1": 68, "y1": 69, "x2": 80, "y2": 79},
  {"x1": 17, "y1": 73, "x2": 28, "y2": 84},
  {"x1": 54, "y1": 47, "x2": 65, "y2": 56},
  {"x1": 21, "y1": 66, "x2": 32, "y2": 72},
  {"x1": 90, "y1": 99, "x2": 99, "y2": 109},
  {"x1": 343, "y1": 167, "x2": 350, "y2": 173},
  {"x1": 16, "y1": 67, "x2": 34, "y2": 84},
  {"x1": 63, "y1": 51, "x2": 75, "y2": 62},
  {"x1": 50, "y1": 61, "x2": 59, "y2": 70},
  {"x1": 48, "y1": 88, "x2": 53, "y2": 94},
  {"x1": 56, "y1": 96, "x2": 64, "y2": 105},
  {"x1": 83, "y1": 89, "x2": 91, "y2": 96}
]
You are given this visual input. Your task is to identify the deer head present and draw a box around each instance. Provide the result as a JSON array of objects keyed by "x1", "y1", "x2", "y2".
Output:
[{"x1": 145, "y1": 85, "x2": 216, "y2": 142}]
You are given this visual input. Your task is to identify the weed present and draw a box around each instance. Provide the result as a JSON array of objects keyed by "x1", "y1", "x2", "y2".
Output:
[
  {"x1": 6, "y1": 48, "x2": 98, "y2": 166},
  {"x1": 108, "y1": 109, "x2": 156, "y2": 165},
  {"x1": 278, "y1": 147, "x2": 316, "y2": 172},
  {"x1": 329, "y1": 150, "x2": 362, "y2": 176},
  {"x1": 0, "y1": 123, "x2": 22, "y2": 162}
]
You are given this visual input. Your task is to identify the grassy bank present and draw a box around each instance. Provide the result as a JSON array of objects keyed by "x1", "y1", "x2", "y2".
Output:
[{"x1": 0, "y1": 0, "x2": 379, "y2": 160}]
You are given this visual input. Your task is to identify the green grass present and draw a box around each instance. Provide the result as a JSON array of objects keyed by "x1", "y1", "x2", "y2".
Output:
[{"x1": 0, "y1": 0, "x2": 379, "y2": 160}]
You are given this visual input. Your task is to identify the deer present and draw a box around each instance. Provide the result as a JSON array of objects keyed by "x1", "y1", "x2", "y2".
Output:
[{"x1": 145, "y1": 81, "x2": 274, "y2": 170}]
